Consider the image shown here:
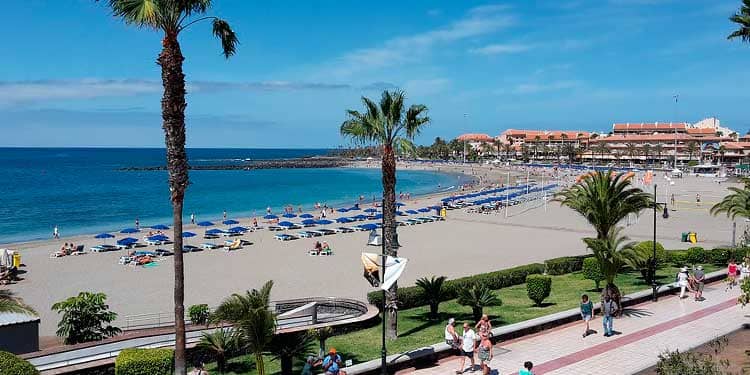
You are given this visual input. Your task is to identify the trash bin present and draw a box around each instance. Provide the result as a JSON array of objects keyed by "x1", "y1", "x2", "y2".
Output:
[
  {"x1": 681, "y1": 232, "x2": 689, "y2": 242},
  {"x1": 12, "y1": 252, "x2": 21, "y2": 268},
  {"x1": 689, "y1": 232, "x2": 697, "y2": 244}
]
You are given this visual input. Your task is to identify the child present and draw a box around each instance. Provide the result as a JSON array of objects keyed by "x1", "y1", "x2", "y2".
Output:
[
  {"x1": 519, "y1": 361, "x2": 534, "y2": 375},
  {"x1": 580, "y1": 294, "x2": 594, "y2": 337}
]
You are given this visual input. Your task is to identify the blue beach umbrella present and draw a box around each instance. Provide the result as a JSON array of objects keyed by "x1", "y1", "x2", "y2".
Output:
[
  {"x1": 364, "y1": 208, "x2": 378, "y2": 213},
  {"x1": 302, "y1": 219, "x2": 317, "y2": 225},
  {"x1": 336, "y1": 217, "x2": 352, "y2": 223},
  {"x1": 406, "y1": 210, "x2": 419, "y2": 215},
  {"x1": 150, "y1": 224, "x2": 170, "y2": 230},
  {"x1": 148, "y1": 234, "x2": 169, "y2": 242},
  {"x1": 263, "y1": 214, "x2": 278, "y2": 220},
  {"x1": 206, "y1": 228, "x2": 224, "y2": 235},
  {"x1": 120, "y1": 228, "x2": 140, "y2": 234},
  {"x1": 348, "y1": 206, "x2": 361, "y2": 211},
  {"x1": 117, "y1": 237, "x2": 138, "y2": 246},
  {"x1": 373, "y1": 214, "x2": 383, "y2": 219},
  {"x1": 196, "y1": 221, "x2": 214, "y2": 227},
  {"x1": 228, "y1": 226, "x2": 248, "y2": 233},
  {"x1": 396, "y1": 202, "x2": 406, "y2": 207},
  {"x1": 351, "y1": 215, "x2": 367, "y2": 221},
  {"x1": 299, "y1": 213, "x2": 314, "y2": 218},
  {"x1": 316, "y1": 219, "x2": 333, "y2": 225},
  {"x1": 282, "y1": 213, "x2": 297, "y2": 218},
  {"x1": 278, "y1": 221, "x2": 295, "y2": 227},
  {"x1": 222, "y1": 219, "x2": 239, "y2": 225},
  {"x1": 95, "y1": 233, "x2": 114, "y2": 239},
  {"x1": 336, "y1": 208, "x2": 349, "y2": 213},
  {"x1": 417, "y1": 207, "x2": 431, "y2": 213},
  {"x1": 359, "y1": 223, "x2": 378, "y2": 231},
  {"x1": 182, "y1": 232, "x2": 196, "y2": 238},
  {"x1": 396, "y1": 211, "x2": 406, "y2": 216}
]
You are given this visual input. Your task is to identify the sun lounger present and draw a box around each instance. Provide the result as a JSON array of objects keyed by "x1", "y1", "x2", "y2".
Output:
[
  {"x1": 223, "y1": 239, "x2": 242, "y2": 251},
  {"x1": 268, "y1": 226, "x2": 284, "y2": 231},
  {"x1": 320, "y1": 248, "x2": 333, "y2": 256},
  {"x1": 318, "y1": 229, "x2": 336, "y2": 235},
  {"x1": 183, "y1": 245, "x2": 200, "y2": 253},
  {"x1": 118, "y1": 256, "x2": 133, "y2": 265},
  {"x1": 430, "y1": 215, "x2": 445, "y2": 221},
  {"x1": 308, "y1": 248, "x2": 333, "y2": 256},
  {"x1": 155, "y1": 248, "x2": 173, "y2": 256},
  {"x1": 203, "y1": 234, "x2": 220, "y2": 239},
  {"x1": 274, "y1": 233, "x2": 299, "y2": 241},
  {"x1": 90, "y1": 244, "x2": 119, "y2": 253},
  {"x1": 298, "y1": 231, "x2": 320, "y2": 238},
  {"x1": 335, "y1": 227, "x2": 354, "y2": 233},
  {"x1": 416, "y1": 217, "x2": 435, "y2": 223},
  {"x1": 201, "y1": 242, "x2": 219, "y2": 250},
  {"x1": 405, "y1": 219, "x2": 420, "y2": 225}
]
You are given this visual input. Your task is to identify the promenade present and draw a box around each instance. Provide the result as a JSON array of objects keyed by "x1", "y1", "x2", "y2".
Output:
[{"x1": 400, "y1": 280, "x2": 746, "y2": 375}]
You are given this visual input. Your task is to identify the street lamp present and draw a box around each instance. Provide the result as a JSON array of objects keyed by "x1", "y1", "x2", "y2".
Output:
[
  {"x1": 651, "y1": 184, "x2": 659, "y2": 302},
  {"x1": 380, "y1": 199, "x2": 387, "y2": 374}
]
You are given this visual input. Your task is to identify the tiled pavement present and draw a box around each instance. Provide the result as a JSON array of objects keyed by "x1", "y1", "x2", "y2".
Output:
[{"x1": 400, "y1": 282, "x2": 745, "y2": 375}]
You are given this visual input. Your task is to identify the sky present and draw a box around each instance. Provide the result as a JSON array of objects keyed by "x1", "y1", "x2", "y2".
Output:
[{"x1": 1, "y1": 0, "x2": 749, "y2": 148}]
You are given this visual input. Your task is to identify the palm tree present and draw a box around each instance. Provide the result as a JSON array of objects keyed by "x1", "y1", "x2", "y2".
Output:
[
  {"x1": 582, "y1": 227, "x2": 638, "y2": 302},
  {"x1": 308, "y1": 327, "x2": 334, "y2": 358},
  {"x1": 503, "y1": 144, "x2": 513, "y2": 161},
  {"x1": 415, "y1": 276, "x2": 446, "y2": 319},
  {"x1": 198, "y1": 328, "x2": 239, "y2": 373},
  {"x1": 595, "y1": 143, "x2": 610, "y2": 163},
  {"x1": 711, "y1": 184, "x2": 750, "y2": 220},
  {"x1": 718, "y1": 145, "x2": 727, "y2": 164},
  {"x1": 212, "y1": 281, "x2": 276, "y2": 375},
  {"x1": 457, "y1": 283, "x2": 502, "y2": 322},
  {"x1": 686, "y1": 141, "x2": 698, "y2": 163},
  {"x1": 269, "y1": 332, "x2": 315, "y2": 375},
  {"x1": 642, "y1": 144, "x2": 652, "y2": 166},
  {"x1": 494, "y1": 138, "x2": 503, "y2": 159},
  {"x1": 654, "y1": 144, "x2": 663, "y2": 165},
  {"x1": 534, "y1": 135, "x2": 542, "y2": 160},
  {"x1": 562, "y1": 143, "x2": 576, "y2": 164},
  {"x1": 99, "y1": 3, "x2": 238, "y2": 372},
  {"x1": 625, "y1": 143, "x2": 637, "y2": 164},
  {"x1": 0, "y1": 289, "x2": 35, "y2": 314},
  {"x1": 728, "y1": 0, "x2": 750, "y2": 42},
  {"x1": 340, "y1": 90, "x2": 429, "y2": 339}
]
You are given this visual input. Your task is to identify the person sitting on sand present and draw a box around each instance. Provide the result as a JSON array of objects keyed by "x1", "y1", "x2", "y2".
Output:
[
  {"x1": 252, "y1": 217, "x2": 258, "y2": 227},
  {"x1": 322, "y1": 241, "x2": 330, "y2": 253},
  {"x1": 313, "y1": 241, "x2": 323, "y2": 255}
]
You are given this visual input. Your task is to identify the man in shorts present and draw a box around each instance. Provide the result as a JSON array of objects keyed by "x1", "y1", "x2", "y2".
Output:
[
  {"x1": 457, "y1": 322, "x2": 477, "y2": 374},
  {"x1": 693, "y1": 265, "x2": 705, "y2": 301}
]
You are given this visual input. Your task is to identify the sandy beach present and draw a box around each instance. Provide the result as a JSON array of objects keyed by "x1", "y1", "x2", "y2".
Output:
[{"x1": 2, "y1": 163, "x2": 739, "y2": 337}]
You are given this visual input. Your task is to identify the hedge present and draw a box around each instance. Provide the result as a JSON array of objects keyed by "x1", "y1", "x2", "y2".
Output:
[
  {"x1": 367, "y1": 263, "x2": 544, "y2": 309},
  {"x1": 115, "y1": 348, "x2": 173, "y2": 375},
  {"x1": 544, "y1": 255, "x2": 587, "y2": 275},
  {"x1": 686, "y1": 247, "x2": 706, "y2": 265},
  {"x1": 0, "y1": 351, "x2": 39, "y2": 375},
  {"x1": 582, "y1": 257, "x2": 604, "y2": 290},
  {"x1": 667, "y1": 250, "x2": 689, "y2": 266},
  {"x1": 526, "y1": 275, "x2": 552, "y2": 306}
]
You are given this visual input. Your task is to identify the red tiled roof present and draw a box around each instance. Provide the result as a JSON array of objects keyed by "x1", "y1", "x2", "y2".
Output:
[
  {"x1": 456, "y1": 133, "x2": 494, "y2": 142},
  {"x1": 686, "y1": 128, "x2": 717, "y2": 135},
  {"x1": 721, "y1": 142, "x2": 750, "y2": 150},
  {"x1": 501, "y1": 129, "x2": 590, "y2": 140},
  {"x1": 591, "y1": 134, "x2": 727, "y2": 142},
  {"x1": 612, "y1": 122, "x2": 687, "y2": 131}
]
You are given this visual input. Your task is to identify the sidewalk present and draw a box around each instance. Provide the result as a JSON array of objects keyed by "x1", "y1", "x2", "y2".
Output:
[{"x1": 400, "y1": 281, "x2": 746, "y2": 375}]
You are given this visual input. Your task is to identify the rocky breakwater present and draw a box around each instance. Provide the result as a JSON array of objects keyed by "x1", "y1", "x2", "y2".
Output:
[{"x1": 119, "y1": 157, "x2": 352, "y2": 171}]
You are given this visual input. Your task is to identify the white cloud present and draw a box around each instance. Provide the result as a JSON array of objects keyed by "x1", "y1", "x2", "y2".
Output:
[
  {"x1": 469, "y1": 43, "x2": 533, "y2": 55},
  {"x1": 328, "y1": 4, "x2": 515, "y2": 77},
  {"x1": 514, "y1": 80, "x2": 582, "y2": 94}
]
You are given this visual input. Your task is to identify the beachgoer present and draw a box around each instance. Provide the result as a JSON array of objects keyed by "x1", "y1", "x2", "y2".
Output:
[
  {"x1": 741, "y1": 258, "x2": 750, "y2": 281},
  {"x1": 302, "y1": 356, "x2": 316, "y2": 375},
  {"x1": 445, "y1": 318, "x2": 459, "y2": 349},
  {"x1": 477, "y1": 332, "x2": 493, "y2": 375},
  {"x1": 696, "y1": 193, "x2": 701, "y2": 206},
  {"x1": 580, "y1": 294, "x2": 594, "y2": 337},
  {"x1": 188, "y1": 362, "x2": 209, "y2": 375},
  {"x1": 190, "y1": 213, "x2": 195, "y2": 224},
  {"x1": 223, "y1": 210, "x2": 227, "y2": 220},
  {"x1": 135, "y1": 218, "x2": 140, "y2": 230},
  {"x1": 602, "y1": 295, "x2": 618, "y2": 337},
  {"x1": 321, "y1": 209, "x2": 327, "y2": 218},
  {"x1": 677, "y1": 266, "x2": 690, "y2": 298},
  {"x1": 313, "y1": 241, "x2": 323, "y2": 255},
  {"x1": 519, "y1": 361, "x2": 534, "y2": 375},
  {"x1": 474, "y1": 314, "x2": 492, "y2": 336},
  {"x1": 728, "y1": 259, "x2": 738, "y2": 288},
  {"x1": 457, "y1": 322, "x2": 477, "y2": 374},
  {"x1": 322, "y1": 348, "x2": 345, "y2": 375},
  {"x1": 693, "y1": 265, "x2": 705, "y2": 301},
  {"x1": 670, "y1": 193, "x2": 675, "y2": 206},
  {"x1": 53, "y1": 225, "x2": 59, "y2": 239},
  {"x1": 267, "y1": 206, "x2": 271, "y2": 214},
  {"x1": 252, "y1": 218, "x2": 258, "y2": 227},
  {"x1": 321, "y1": 241, "x2": 330, "y2": 251}
]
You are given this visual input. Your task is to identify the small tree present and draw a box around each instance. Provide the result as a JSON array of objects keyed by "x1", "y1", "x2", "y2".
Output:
[
  {"x1": 457, "y1": 283, "x2": 501, "y2": 322},
  {"x1": 0, "y1": 351, "x2": 39, "y2": 375},
  {"x1": 415, "y1": 275, "x2": 447, "y2": 319},
  {"x1": 582, "y1": 257, "x2": 604, "y2": 290},
  {"x1": 51, "y1": 292, "x2": 121, "y2": 345},
  {"x1": 269, "y1": 331, "x2": 316, "y2": 375},
  {"x1": 308, "y1": 327, "x2": 334, "y2": 357},
  {"x1": 627, "y1": 241, "x2": 667, "y2": 284},
  {"x1": 739, "y1": 277, "x2": 750, "y2": 307},
  {"x1": 655, "y1": 338, "x2": 730, "y2": 375},
  {"x1": 188, "y1": 304, "x2": 210, "y2": 327},
  {"x1": 197, "y1": 328, "x2": 239, "y2": 373},
  {"x1": 526, "y1": 275, "x2": 552, "y2": 306}
]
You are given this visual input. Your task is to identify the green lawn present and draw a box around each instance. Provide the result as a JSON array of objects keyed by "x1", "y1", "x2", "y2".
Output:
[{"x1": 204, "y1": 264, "x2": 719, "y2": 374}]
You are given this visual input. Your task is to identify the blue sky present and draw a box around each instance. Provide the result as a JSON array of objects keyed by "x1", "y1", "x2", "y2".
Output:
[{"x1": 1, "y1": 0, "x2": 748, "y2": 147}]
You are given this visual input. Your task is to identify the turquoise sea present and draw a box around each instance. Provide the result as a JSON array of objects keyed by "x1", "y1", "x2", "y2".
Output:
[{"x1": 0, "y1": 148, "x2": 462, "y2": 243}]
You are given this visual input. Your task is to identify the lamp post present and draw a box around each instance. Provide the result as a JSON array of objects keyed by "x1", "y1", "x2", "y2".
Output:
[
  {"x1": 651, "y1": 184, "x2": 659, "y2": 302},
  {"x1": 380, "y1": 199, "x2": 387, "y2": 374}
]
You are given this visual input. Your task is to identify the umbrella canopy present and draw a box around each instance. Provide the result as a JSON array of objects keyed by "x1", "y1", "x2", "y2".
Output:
[
  {"x1": 278, "y1": 221, "x2": 295, "y2": 227},
  {"x1": 417, "y1": 207, "x2": 431, "y2": 213},
  {"x1": 282, "y1": 213, "x2": 297, "y2": 218},
  {"x1": 430, "y1": 205, "x2": 442, "y2": 210},
  {"x1": 148, "y1": 234, "x2": 170, "y2": 241},
  {"x1": 228, "y1": 226, "x2": 248, "y2": 233},
  {"x1": 196, "y1": 221, "x2": 214, "y2": 227},
  {"x1": 336, "y1": 217, "x2": 352, "y2": 223},
  {"x1": 222, "y1": 219, "x2": 239, "y2": 225},
  {"x1": 150, "y1": 224, "x2": 170, "y2": 230},
  {"x1": 405, "y1": 209, "x2": 419, "y2": 215},
  {"x1": 373, "y1": 213, "x2": 383, "y2": 219},
  {"x1": 336, "y1": 208, "x2": 349, "y2": 213},
  {"x1": 182, "y1": 232, "x2": 196, "y2": 238},
  {"x1": 359, "y1": 223, "x2": 378, "y2": 231},
  {"x1": 120, "y1": 228, "x2": 140, "y2": 234},
  {"x1": 117, "y1": 237, "x2": 138, "y2": 245},
  {"x1": 396, "y1": 202, "x2": 406, "y2": 207},
  {"x1": 94, "y1": 233, "x2": 114, "y2": 239},
  {"x1": 206, "y1": 228, "x2": 225, "y2": 235},
  {"x1": 396, "y1": 211, "x2": 406, "y2": 216},
  {"x1": 351, "y1": 215, "x2": 367, "y2": 220},
  {"x1": 301, "y1": 219, "x2": 317, "y2": 225},
  {"x1": 299, "y1": 213, "x2": 314, "y2": 218},
  {"x1": 316, "y1": 219, "x2": 333, "y2": 225},
  {"x1": 263, "y1": 214, "x2": 278, "y2": 220},
  {"x1": 364, "y1": 208, "x2": 378, "y2": 213},
  {"x1": 348, "y1": 206, "x2": 361, "y2": 211}
]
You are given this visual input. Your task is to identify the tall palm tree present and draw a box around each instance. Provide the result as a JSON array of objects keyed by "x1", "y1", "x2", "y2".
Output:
[
  {"x1": 686, "y1": 141, "x2": 698, "y2": 163},
  {"x1": 625, "y1": 142, "x2": 637, "y2": 163},
  {"x1": 503, "y1": 144, "x2": 513, "y2": 161},
  {"x1": 562, "y1": 143, "x2": 576, "y2": 164},
  {"x1": 728, "y1": 0, "x2": 750, "y2": 42},
  {"x1": 340, "y1": 90, "x2": 429, "y2": 339},
  {"x1": 212, "y1": 281, "x2": 276, "y2": 375},
  {"x1": 595, "y1": 143, "x2": 610, "y2": 163},
  {"x1": 642, "y1": 144, "x2": 652, "y2": 166},
  {"x1": 494, "y1": 138, "x2": 503, "y2": 159},
  {"x1": 534, "y1": 135, "x2": 542, "y2": 160},
  {"x1": 654, "y1": 144, "x2": 663, "y2": 165},
  {"x1": 0, "y1": 289, "x2": 35, "y2": 314},
  {"x1": 582, "y1": 227, "x2": 638, "y2": 302},
  {"x1": 711, "y1": 185, "x2": 750, "y2": 219},
  {"x1": 99, "y1": 2, "x2": 238, "y2": 372}
]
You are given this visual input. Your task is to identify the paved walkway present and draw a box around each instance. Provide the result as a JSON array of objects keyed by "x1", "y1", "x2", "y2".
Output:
[{"x1": 400, "y1": 281, "x2": 746, "y2": 375}]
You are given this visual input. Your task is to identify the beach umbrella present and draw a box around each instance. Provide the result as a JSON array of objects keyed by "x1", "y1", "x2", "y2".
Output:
[
  {"x1": 150, "y1": 224, "x2": 170, "y2": 230},
  {"x1": 417, "y1": 207, "x2": 431, "y2": 213},
  {"x1": 282, "y1": 213, "x2": 297, "y2": 218},
  {"x1": 148, "y1": 234, "x2": 169, "y2": 242},
  {"x1": 430, "y1": 205, "x2": 442, "y2": 210},
  {"x1": 206, "y1": 228, "x2": 224, "y2": 235},
  {"x1": 228, "y1": 226, "x2": 248, "y2": 233},
  {"x1": 359, "y1": 223, "x2": 378, "y2": 231},
  {"x1": 302, "y1": 219, "x2": 317, "y2": 225},
  {"x1": 336, "y1": 208, "x2": 349, "y2": 213},
  {"x1": 336, "y1": 217, "x2": 352, "y2": 223},
  {"x1": 351, "y1": 215, "x2": 367, "y2": 221},
  {"x1": 316, "y1": 219, "x2": 333, "y2": 225},
  {"x1": 120, "y1": 228, "x2": 140, "y2": 234},
  {"x1": 373, "y1": 214, "x2": 383, "y2": 219},
  {"x1": 263, "y1": 214, "x2": 278, "y2": 220},
  {"x1": 182, "y1": 232, "x2": 196, "y2": 238},
  {"x1": 196, "y1": 221, "x2": 214, "y2": 227},
  {"x1": 95, "y1": 233, "x2": 114, "y2": 239},
  {"x1": 406, "y1": 210, "x2": 419, "y2": 215},
  {"x1": 396, "y1": 211, "x2": 406, "y2": 216},
  {"x1": 348, "y1": 206, "x2": 361, "y2": 211},
  {"x1": 278, "y1": 221, "x2": 295, "y2": 227},
  {"x1": 222, "y1": 219, "x2": 239, "y2": 225},
  {"x1": 396, "y1": 202, "x2": 406, "y2": 207},
  {"x1": 117, "y1": 237, "x2": 138, "y2": 246},
  {"x1": 299, "y1": 213, "x2": 314, "y2": 218},
  {"x1": 364, "y1": 208, "x2": 378, "y2": 213}
]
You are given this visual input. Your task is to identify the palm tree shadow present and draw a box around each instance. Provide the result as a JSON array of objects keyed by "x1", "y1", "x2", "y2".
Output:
[
  {"x1": 621, "y1": 308, "x2": 653, "y2": 318},
  {"x1": 531, "y1": 302, "x2": 557, "y2": 308},
  {"x1": 224, "y1": 358, "x2": 255, "y2": 373}
]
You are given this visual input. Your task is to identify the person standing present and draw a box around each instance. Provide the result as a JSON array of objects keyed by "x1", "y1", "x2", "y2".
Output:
[
  {"x1": 190, "y1": 213, "x2": 195, "y2": 224},
  {"x1": 135, "y1": 218, "x2": 140, "y2": 230},
  {"x1": 677, "y1": 267, "x2": 690, "y2": 298},
  {"x1": 692, "y1": 265, "x2": 705, "y2": 301},
  {"x1": 223, "y1": 210, "x2": 227, "y2": 221},
  {"x1": 670, "y1": 193, "x2": 675, "y2": 206},
  {"x1": 53, "y1": 225, "x2": 59, "y2": 239},
  {"x1": 696, "y1": 193, "x2": 701, "y2": 206},
  {"x1": 457, "y1": 322, "x2": 477, "y2": 374},
  {"x1": 741, "y1": 257, "x2": 750, "y2": 281},
  {"x1": 580, "y1": 294, "x2": 594, "y2": 337},
  {"x1": 602, "y1": 295, "x2": 618, "y2": 337},
  {"x1": 477, "y1": 332, "x2": 493, "y2": 375},
  {"x1": 445, "y1": 318, "x2": 459, "y2": 349},
  {"x1": 474, "y1": 314, "x2": 492, "y2": 336},
  {"x1": 322, "y1": 348, "x2": 345, "y2": 375},
  {"x1": 728, "y1": 259, "x2": 738, "y2": 288}
]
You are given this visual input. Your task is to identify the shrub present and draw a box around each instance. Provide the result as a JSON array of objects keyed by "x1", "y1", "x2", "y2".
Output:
[
  {"x1": 686, "y1": 247, "x2": 706, "y2": 265},
  {"x1": 415, "y1": 276, "x2": 446, "y2": 319},
  {"x1": 544, "y1": 256, "x2": 586, "y2": 275},
  {"x1": 0, "y1": 351, "x2": 39, "y2": 375},
  {"x1": 633, "y1": 241, "x2": 668, "y2": 265},
  {"x1": 707, "y1": 248, "x2": 734, "y2": 264},
  {"x1": 367, "y1": 263, "x2": 544, "y2": 309},
  {"x1": 667, "y1": 250, "x2": 689, "y2": 266},
  {"x1": 457, "y1": 283, "x2": 502, "y2": 321},
  {"x1": 188, "y1": 304, "x2": 210, "y2": 326},
  {"x1": 582, "y1": 257, "x2": 604, "y2": 290},
  {"x1": 51, "y1": 291, "x2": 121, "y2": 345},
  {"x1": 115, "y1": 348, "x2": 173, "y2": 375},
  {"x1": 526, "y1": 275, "x2": 552, "y2": 306}
]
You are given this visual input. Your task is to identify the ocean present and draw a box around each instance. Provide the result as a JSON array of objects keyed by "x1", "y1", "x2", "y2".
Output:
[{"x1": 0, "y1": 148, "x2": 462, "y2": 243}]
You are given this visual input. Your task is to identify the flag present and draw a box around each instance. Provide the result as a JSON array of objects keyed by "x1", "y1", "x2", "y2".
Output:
[
  {"x1": 361, "y1": 252, "x2": 380, "y2": 287},
  {"x1": 381, "y1": 255, "x2": 408, "y2": 291}
]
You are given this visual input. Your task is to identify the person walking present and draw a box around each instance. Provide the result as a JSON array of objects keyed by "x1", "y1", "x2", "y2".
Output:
[
  {"x1": 696, "y1": 193, "x2": 701, "y2": 206},
  {"x1": 741, "y1": 257, "x2": 750, "y2": 281},
  {"x1": 519, "y1": 361, "x2": 534, "y2": 375},
  {"x1": 135, "y1": 218, "x2": 140, "y2": 230},
  {"x1": 692, "y1": 265, "x2": 705, "y2": 301},
  {"x1": 580, "y1": 294, "x2": 594, "y2": 337},
  {"x1": 190, "y1": 213, "x2": 195, "y2": 224},
  {"x1": 602, "y1": 295, "x2": 618, "y2": 337},
  {"x1": 677, "y1": 266, "x2": 690, "y2": 298},
  {"x1": 456, "y1": 322, "x2": 477, "y2": 374},
  {"x1": 670, "y1": 193, "x2": 675, "y2": 206},
  {"x1": 445, "y1": 318, "x2": 459, "y2": 349},
  {"x1": 53, "y1": 225, "x2": 59, "y2": 239},
  {"x1": 728, "y1": 259, "x2": 738, "y2": 289},
  {"x1": 477, "y1": 332, "x2": 493, "y2": 375},
  {"x1": 223, "y1": 210, "x2": 227, "y2": 221}
]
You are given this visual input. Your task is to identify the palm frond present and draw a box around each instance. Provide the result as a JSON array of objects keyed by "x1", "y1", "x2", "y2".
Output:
[
  {"x1": 212, "y1": 18, "x2": 239, "y2": 58},
  {"x1": 180, "y1": 0, "x2": 212, "y2": 17},
  {"x1": 106, "y1": 0, "x2": 163, "y2": 28},
  {"x1": 728, "y1": 0, "x2": 750, "y2": 42},
  {"x1": 711, "y1": 186, "x2": 750, "y2": 219},
  {"x1": 582, "y1": 226, "x2": 635, "y2": 284},
  {"x1": 0, "y1": 290, "x2": 35, "y2": 314}
]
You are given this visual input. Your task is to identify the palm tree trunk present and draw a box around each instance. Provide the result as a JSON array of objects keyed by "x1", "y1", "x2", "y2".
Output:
[
  {"x1": 255, "y1": 353, "x2": 266, "y2": 375},
  {"x1": 158, "y1": 33, "x2": 188, "y2": 375},
  {"x1": 280, "y1": 355, "x2": 293, "y2": 375},
  {"x1": 382, "y1": 145, "x2": 398, "y2": 339}
]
